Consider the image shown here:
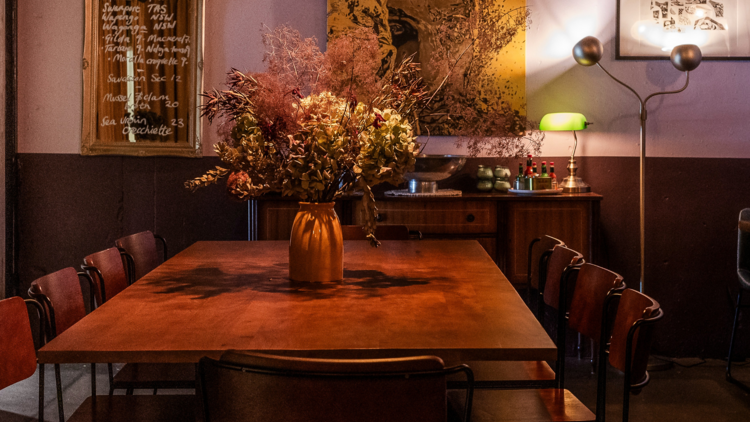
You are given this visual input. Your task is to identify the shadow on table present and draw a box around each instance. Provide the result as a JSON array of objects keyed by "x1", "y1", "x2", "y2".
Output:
[{"x1": 141, "y1": 264, "x2": 435, "y2": 300}]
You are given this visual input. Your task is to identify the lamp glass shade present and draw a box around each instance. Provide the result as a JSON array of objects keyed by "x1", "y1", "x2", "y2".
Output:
[{"x1": 539, "y1": 113, "x2": 588, "y2": 131}]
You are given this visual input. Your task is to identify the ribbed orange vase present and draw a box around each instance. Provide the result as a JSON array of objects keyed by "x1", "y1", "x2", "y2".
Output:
[{"x1": 289, "y1": 202, "x2": 344, "y2": 282}]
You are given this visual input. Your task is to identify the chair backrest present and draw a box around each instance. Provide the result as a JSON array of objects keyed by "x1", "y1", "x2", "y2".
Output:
[
  {"x1": 543, "y1": 245, "x2": 584, "y2": 309},
  {"x1": 116, "y1": 231, "x2": 164, "y2": 282},
  {"x1": 738, "y1": 209, "x2": 750, "y2": 275},
  {"x1": 341, "y1": 225, "x2": 410, "y2": 241},
  {"x1": 28, "y1": 267, "x2": 89, "y2": 338},
  {"x1": 83, "y1": 247, "x2": 130, "y2": 305},
  {"x1": 608, "y1": 289, "x2": 662, "y2": 386},
  {"x1": 199, "y1": 351, "x2": 463, "y2": 422},
  {"x1": 529, "y1": 235, "x2": 565, "y2": 290},
  {"x1": 568, "y1": 263, "x2": 625, "y2": 341},
  {"x1": 0, "y1": 297, "x2": 38, "y2": 390}
]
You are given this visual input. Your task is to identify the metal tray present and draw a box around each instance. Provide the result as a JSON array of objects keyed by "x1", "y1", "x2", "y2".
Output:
[{"x1": 508, "y1": 188, "x2": 563, "y2": 196}]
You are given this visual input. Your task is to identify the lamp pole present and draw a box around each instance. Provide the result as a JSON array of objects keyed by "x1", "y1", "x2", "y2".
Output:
[{"x1": 573, "y1": 37, "x2": 701, "y2": 293}]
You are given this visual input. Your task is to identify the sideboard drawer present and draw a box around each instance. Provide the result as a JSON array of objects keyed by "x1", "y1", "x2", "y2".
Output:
[{"x1": 353, "y1": 200, "x2": 497, "y2": 234}]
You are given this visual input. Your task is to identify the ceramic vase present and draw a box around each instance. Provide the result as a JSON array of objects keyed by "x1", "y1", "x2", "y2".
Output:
[{"x1": 289, "y1": 202, "x2": 344, "y2": 282}]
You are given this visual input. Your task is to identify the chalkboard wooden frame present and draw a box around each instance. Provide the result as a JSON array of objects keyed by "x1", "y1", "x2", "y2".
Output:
[{"x1": 81, "y1": 0, "x2": 204, "y2": 157}]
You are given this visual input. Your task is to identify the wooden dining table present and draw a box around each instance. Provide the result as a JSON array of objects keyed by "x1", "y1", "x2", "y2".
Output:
[{"x1": 37, "y1": 240, "x2": 556, "y2": 366}]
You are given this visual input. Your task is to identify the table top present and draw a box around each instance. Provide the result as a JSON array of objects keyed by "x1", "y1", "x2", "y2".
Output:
[{"x1": 38, "y1": 240, "x2": 556, "y2": 364}]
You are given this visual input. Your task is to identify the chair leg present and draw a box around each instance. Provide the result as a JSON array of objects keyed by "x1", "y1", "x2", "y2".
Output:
[
  {"x1": 38, "y1": 364, "x2": 44, "y2": 422},
  {"x1": 54, "y1": 364, "x2": 64, "y2": 422},
  {"x1": 91, "y1": 363, "x2": 96, "y2": 400},
  {"x1": 623, "y1": 381, "x2": 631, "y2": 422},
  {"x1": 153, "y1": 388, "x2": 158, "y2": 395},
  {"x1": 108, "y1": 363, "x2": 114, "y2": 395},
  {"x1": 727, "y1": 291, "x2": 750, "y2": 392}
]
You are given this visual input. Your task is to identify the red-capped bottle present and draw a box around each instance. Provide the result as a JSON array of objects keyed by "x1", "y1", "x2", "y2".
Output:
[
  {"x1": 524, "y1": 154, "x2": 534, "y2": 177},
  {"x1": 532, "y1": 162, "x2": 538, "y2": 177}
]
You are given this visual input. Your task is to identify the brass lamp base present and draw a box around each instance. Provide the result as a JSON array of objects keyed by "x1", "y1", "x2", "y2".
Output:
[
  {"x1": 562, "y1": 158, "x2": 590, "y2": 193},
  {"x1": 561, "y1": 176, "x2": 591, "y2": 193}
]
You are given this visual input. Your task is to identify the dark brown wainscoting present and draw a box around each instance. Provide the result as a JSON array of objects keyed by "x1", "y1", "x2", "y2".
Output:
[
  {"x1": 16, "y1": 154, "x2": 247, "y2": 293},
  {"x1": 14, "y1": 153, "x2": 750, "y2": 358}
]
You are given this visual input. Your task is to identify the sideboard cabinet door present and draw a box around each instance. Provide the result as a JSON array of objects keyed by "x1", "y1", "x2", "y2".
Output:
[{"x1": 504, "y1": 201, "x2": 596, "y2": 285}]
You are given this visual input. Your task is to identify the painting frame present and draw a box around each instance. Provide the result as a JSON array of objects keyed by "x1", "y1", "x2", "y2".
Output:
[
  {"x1": 617, "y1": 0, "x2": 750, "y2": 60},
  {"x1": 326, "y1": 0, "x2": 529, "y2": 138},
  {"x1": 81, "y1": 0, "x2": 205, "y2": 158}
]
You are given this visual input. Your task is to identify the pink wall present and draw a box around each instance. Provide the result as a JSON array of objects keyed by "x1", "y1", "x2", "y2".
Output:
[{"x1": 17, "y1": 0, "x2": 750, "y2": 158}]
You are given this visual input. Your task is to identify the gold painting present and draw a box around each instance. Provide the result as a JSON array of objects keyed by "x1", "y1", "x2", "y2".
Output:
[{"x1": 327, "y1": 0, "x2": 528, "y2": 139}]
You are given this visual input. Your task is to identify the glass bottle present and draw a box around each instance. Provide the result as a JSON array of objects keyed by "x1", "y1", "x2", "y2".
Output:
[
  {"x1": 540, "y1": 161, "x2": 549, "y2": 177},
  {"x1": 550, "y1": 162, "x2": 558, "y2": 190},
  {"x1": 515, "y1": 163, "x2": 524, "y2": 189},
  {"x1": 532, "y1": 162, "x2": 538, "y2": 177}
]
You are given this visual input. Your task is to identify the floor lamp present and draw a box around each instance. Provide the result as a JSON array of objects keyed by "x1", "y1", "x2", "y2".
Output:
[{"x1": 572, "y1": 37, "x2": 702, "y2": 293}]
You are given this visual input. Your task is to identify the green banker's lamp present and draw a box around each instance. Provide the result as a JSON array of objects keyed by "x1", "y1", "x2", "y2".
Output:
[{"x1": 539, "y1": 113, "x2": 591, "y2": 193}]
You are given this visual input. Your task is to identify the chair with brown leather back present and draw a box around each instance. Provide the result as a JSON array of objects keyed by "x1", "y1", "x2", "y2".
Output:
[
  {"x1": 526, "y1": 235, "x2": 566, "y2": 305},
  {"x1": 28, "y1": 267, "x2": 196, "y2": 422},
  {"x1": 115, "y1": 231, "x2": 167, "y2": 282},
  {"x1": 452, "y1": 287, "x2": 663, "y2": 422},
  {"x1": 199, "y1": 351, "x2": 473, "y2": 422},
  {"x1": 561, "y1": 263, "x2": 626, "y2": 390},
  {"x1": 0, "y1": 296, "x2": 46, "y2": 422},
  {"x1": 727, "y1": 208, "x2": 750, "y2": 392},
  {"x1": 82, "y1": 247, "x2": 195, "y2": 396},
  {"x1": 449, "y1": 244, "x2": 584, "y2": 390},
  {"x1": 341, "y1": 224, "x2": 416, "y2": 241}
]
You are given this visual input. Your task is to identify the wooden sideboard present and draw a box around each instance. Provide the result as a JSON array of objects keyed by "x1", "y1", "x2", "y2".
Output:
[{"x1": 254, "y1": 193, "x2": 602, "y2": 286}]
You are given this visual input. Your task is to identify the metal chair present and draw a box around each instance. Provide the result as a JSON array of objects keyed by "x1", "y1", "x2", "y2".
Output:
[
  {"x1": 341, "y1": 224, "x2": 420, "y2": 240},
  {"x1": 448, "y1": 245, "x2": 584, "y2": 390},
  {"x1": 199, "y1": 351, "x2": 473, "y2": 422},
  {"x1": 451, "y1": 288, "x2": 663, "y2": 422},
  {"x1": 0, "y1": 296, "x2": 46, "y2": 422},
  {"x1": 115, "y1": 231, "x2": 167, "y2": 282},
  {"x1": 560, "y1": 263, "x2": 626, "y2": 390},
  {"x1": 526, "y1": 235, "x2": 566, "y2": 305},
  {"x1": 82, "y1": 247, "x2": 195, "y2": 395},
  {"x1": 727, "y1": 208, "x2": 750, "y2": 392},
  {"x1": 28, "y1": 267, "x2": 196, "y2": 422}
]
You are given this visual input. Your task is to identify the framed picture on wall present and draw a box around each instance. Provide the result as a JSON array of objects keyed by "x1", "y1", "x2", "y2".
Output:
[{"x1": 617, "y1": 0, "x2": 750, "y2": 60}]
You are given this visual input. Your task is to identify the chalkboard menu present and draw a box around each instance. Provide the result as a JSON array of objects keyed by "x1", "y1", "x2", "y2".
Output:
[{"x1": 82, "y1": 0, "x2": 203, "y2": 157}]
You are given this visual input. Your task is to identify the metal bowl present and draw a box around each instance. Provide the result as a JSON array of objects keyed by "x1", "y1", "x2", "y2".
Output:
[{"x1": 404, "y1": 154, "x2": 467, "y2": 193}]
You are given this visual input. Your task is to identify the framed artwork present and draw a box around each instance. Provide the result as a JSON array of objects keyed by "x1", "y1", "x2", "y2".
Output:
[
  {"x1": 81, "y1": 0, "x2": 204, "y2": 157},
  {"x1": 617, "y1": 0, "x2": 750, "y2": 60},
  {"x1": 327, "y1": 0, "x2": 528, "y2": 137}
]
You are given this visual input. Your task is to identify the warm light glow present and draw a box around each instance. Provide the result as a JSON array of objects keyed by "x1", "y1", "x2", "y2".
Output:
[
  {"x1": 630, "y1": 21, "x2": 709, "y2": 52},
  {"x1": 542, "y1": 15, "x2": 596, "y2": 58},
  {"x1": 539, "y1": 113, "x2": 588, "y2": 132}
]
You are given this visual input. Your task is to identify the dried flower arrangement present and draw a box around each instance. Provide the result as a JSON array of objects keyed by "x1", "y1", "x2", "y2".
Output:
[{"x1": 185, "y1": 26, "x2": 428, "y2": 246}]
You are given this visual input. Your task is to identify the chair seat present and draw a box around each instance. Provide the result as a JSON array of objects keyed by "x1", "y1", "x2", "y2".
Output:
[
  {"x1": 67, "y1": 395, "x2": 196, "y2": 422},
  {"x1": 447, "y1": 361, "x2": 555, "y2": 389},
  {"x1": 449, "y1": 388, "x2": 595, "y2": 422},
  {"x1": 113, "y1": 363, "x2": 196, "y2": 390}
]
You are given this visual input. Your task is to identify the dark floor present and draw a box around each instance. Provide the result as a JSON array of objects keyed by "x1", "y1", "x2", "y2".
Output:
[{"x1": 1, "y1": 357, "x2": 749, "y2": 421}]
